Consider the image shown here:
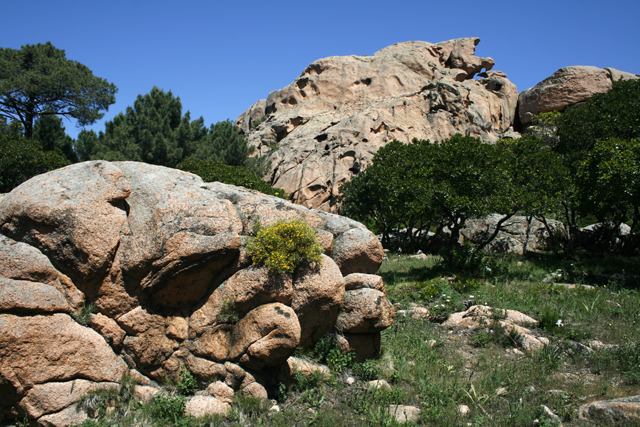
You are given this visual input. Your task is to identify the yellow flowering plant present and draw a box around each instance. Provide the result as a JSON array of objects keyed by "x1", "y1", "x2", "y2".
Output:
[{"x1": 246, "y1": 218, "x2": 323, "y2": 273}]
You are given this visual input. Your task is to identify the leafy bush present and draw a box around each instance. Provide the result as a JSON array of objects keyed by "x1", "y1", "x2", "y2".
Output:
[
  {"x1": 216, "y1": 298, "x2": 240, "y2": 325},
  {"x1": 0, "y1": 124, "x2": 70, "y2": 193},
  {"x1": 151, "y1": 394, "x2": 187, "y2": 422},
  {"x1": 178, "y1": 158, "x2": 286, "y2": 198},
  {"x1": 246, "y1": 218, "x2": 323, "y2": 273},
  {"x1": 176, "y1": 367, "x2": 197, "y2": 395},
  {"x1": 326, "y1": 347, "x2": 356, "y2": 373}
]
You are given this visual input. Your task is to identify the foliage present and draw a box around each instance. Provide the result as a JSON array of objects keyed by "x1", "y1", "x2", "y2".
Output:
[
  {"x1": 556, "y1": 78, "x2": 640, "y2": 153},
  {"x1": 178, "y1": 158, "x2": 286, "y2": 198},
  {"x1": 74, "y1": 303, "x2": 97, "y2": 326},
  {"x1": 0, "y1": 121, "x2": 70, "y2": 192},
  {"x1": 33, "y1": 114, "x2": 77, "y2": 162},
  {"x1": 192, "y1": 119, "x2": 251, "y2": 167},
  {"x1": 340, "y1": 139, "x2": 437, "y2": 252},
  {"x1": 326, "y1": 347, "x2": 356, "y2": 373},
  {"x1": 84, "y1": 87, "x2": 207, "y2": 167},
  {"x1": 576, "y1": 138, "x2": 640, "y2": 231},
  {"x1": 150, "y1": 393, "x2": 187, "y2": 422},
  {"x1": 0, "y1": 42, "x2": 117, "y2": 140},
  {"x1": 246, "y1": 218, "x2": 323, "y2": 273},
  {"x1": 216, "y1": 298, "x2": 239, "y2": 325},
  {"x1": 342, "y1": 135, "x2": 518, "y2": 264},
  {"x1": 176, "y1": 367, "x2": 197, "y2": 395}
]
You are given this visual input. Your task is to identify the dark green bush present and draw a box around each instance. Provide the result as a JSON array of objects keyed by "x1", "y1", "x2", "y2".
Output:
[
  {"x1": 178, "y1": 158, "x2": 286, "y2": 199},
  {"x1": 0, "y1": 126, "x2": 70, "y2": 193}
]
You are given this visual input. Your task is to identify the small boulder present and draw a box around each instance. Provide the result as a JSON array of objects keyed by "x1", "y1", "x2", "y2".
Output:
[
  {"x1": 336, "y1": 288, "x2": 395, "y2": 334},
  {"x1": 577, "y1": 395, "x2": 640, "y2": 425},
  {"x1": 185, "y1": 395, "x2": 230, "y2": 418}
]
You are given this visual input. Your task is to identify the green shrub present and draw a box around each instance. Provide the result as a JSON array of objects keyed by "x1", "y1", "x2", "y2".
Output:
[
  {"x1": 246, "y1": 218, "x2": 323, "y2": 273},
  {"x1": 326, "y1": 348, "x2": 355, "y2": 373},
  {"x1": 178, "y1": 158, "x2": 286, "y2": 198},
  {"x1": 0, "y1": 126, "x2": 70, "y2": 193},
  {"x1": 151, "y1": 394, "x2": 187, "y2": 422},
  {"x1": 216, "y1": 298, "x2": 240, "y2": 325},
  {"x1": 539, "y1": 306, "x2": 562, "y2": 331},
  {"x1": 74, "y1": 303, "x2": 97, "y2": 326},
  {"x1": 176, "y1": 367, "x2": 197, "y2": 395}
]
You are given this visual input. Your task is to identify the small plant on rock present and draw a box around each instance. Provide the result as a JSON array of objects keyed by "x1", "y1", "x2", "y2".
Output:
[
  {"x1": 74, "y1": 303, "x2": 97, "y2": 326},
  {"x1": 246, "y1": 218, "x2": 323, "y2": 273},
  {"x1": 216, "y1": 298, "x2": 240, "y2": 325}
]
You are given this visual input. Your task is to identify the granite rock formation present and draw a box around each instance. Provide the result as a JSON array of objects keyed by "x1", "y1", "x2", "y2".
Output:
[
  {"x1": 518, "y1": 65, "x2": 638, "y2": 125},
  {"x1": 236, "y1": 37, "x2": 519, "y2": 212},
  {"x1": 0, "y1": 161, "x2": 394, "y2": 425}
]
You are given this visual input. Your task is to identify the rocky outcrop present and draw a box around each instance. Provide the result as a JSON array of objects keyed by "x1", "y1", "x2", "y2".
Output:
[
  {"x1": 518, "y1": 65, "x2": 638, "y2": 125},
  {"x1": 456, "y1": 214, "x2": 565, "y2": 254},
  {"x1": 577, "y1": 395, "x2": 640, "y2": 425},
  {"x1": 0, "y1": 161, "x2": 393, "y2": 425},
  {"x1": 236, "y1": 37, "x2": 519, "y2": 212}
]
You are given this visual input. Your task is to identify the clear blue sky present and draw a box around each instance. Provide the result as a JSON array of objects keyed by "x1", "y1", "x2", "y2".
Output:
[{"x1": 2, "y1": 0, "x2": 639, "y2": 139}]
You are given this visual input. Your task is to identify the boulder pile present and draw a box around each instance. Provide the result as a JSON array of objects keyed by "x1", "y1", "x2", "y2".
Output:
[{"x1": 0, "y1": 161, "x2": 394, "y2": 425}]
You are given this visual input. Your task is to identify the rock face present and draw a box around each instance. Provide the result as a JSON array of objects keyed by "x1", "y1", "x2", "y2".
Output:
[
  {"x1": 455, "y1": 214, "x2": 565, "y2": 254},
  {"x1": 236, "y1": 37, "x2": 519, "y2": 212},
  {"x1": 0, "y1": 161, "x2": 393, "y2": 424},
  {"x1": 518, "y1": 65, "x2": 638, "y2": 125}
]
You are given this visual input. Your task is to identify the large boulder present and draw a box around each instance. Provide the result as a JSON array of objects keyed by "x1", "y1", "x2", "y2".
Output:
[
  {"x1": 0, "y1": 161, "x2": 393, "y2": 424},
  {"x1": 518, "y1": 65, "x2": 638, "y2": 125},
  {"x1": 455, "y1": 214, "x2": 565, "y2": 254},
  {"x1": 236, "y1": 37, "x2": 519, "y2": 212}
]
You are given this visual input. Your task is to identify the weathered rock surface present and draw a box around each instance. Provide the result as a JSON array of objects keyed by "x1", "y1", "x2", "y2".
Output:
[
  {"x1": 577, "y1": 395, "x2": 640, "y2": 425},
  {"x1": 185, "y1": 395, "x2": 230, "y2": 418},
  {"x1": 518, "y1": 65, "x2": 638, "y2": 125},
  {"x1": 443, "y1": 305, "x2": 549, "y2": 351},
  {"x1": 456, "y1": 214, "x2": 565, "y2": 254},
  {"x1": 236, "y1": 37, "x2": 519, "y2": 212},
  {"x1": 0, "y1": 161, "x2": 393, "y2": 424}
]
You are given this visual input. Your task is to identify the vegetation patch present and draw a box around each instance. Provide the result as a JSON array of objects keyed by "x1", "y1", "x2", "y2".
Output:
[{"x1": 246, "y1": 218, "x2": 323, "y2": 273}]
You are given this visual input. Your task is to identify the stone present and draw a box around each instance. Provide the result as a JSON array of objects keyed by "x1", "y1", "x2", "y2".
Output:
[
  {"x1": 237, "y1": 38, "x2": 518, "y2": 212},
  {"x1": 336, "y1": 288, "x2": 395, "y2": 333},
  {"x1": 194, "y1": 303, "x2": 300, "y2": 369},
  {"x1": 368, "y1": 379, "x2": 390, "y2": 390},
  {"x1": 0, "y1": 234, "x2": 84, "y2": 311},
  {"x1": 189, "y1": 265, "x2": 294, "y2": 336},
  {"x1": 242, "y1": 382, "x2": 268, "y2": 400},
  {"x1": 332, "y1": 228, "x2": 384, "y2": 275},
  {"x1": 90, "y1": 312, "x2": 126, "y2": 349},
  {"x1": 518, "y1": 65, "x2": 638, "y2": 125},
  {"x1": 454, "y1": 214, "x2": 565, "y2": 254},
  {"x1": 0, "y1": 313, "x2": 127, "y2": 391},
  {"x1": 442, "y1": 305, "x2": 548, "y2": 351},
  {"x1": 0, "y1": 278, "x2": 70, "y2": 313},
  {"x1": 134, "y1": 385, "x2": 159, "y2": 404},
  {"x1": 206, "y1": 381, "x2": 234, "y2": 404},
  {"x1": 577, "y1": 395, "x2": 640, "y2": 425},
  {"x1": 20, "y1": 379, "x2": 118, "y2": 419},
  {"x1": 342, "y1": 332, "x2": 382, "y2": 362},
  {"x1": 389, "y1": 405, "x2": 421, "y2": 423},
  {"x1": 292, "y1": 255, "x2": 345, "y2": 344},
  {"x1": 343, "y1": 273, "x2": 386, "y2": 292},
  {"x1": 0, "y1": 161, "x2": 131, "y2": 288},
  {"x1": 0, "y1": 160, "x2": 396, "y2": 423},
  {"x1": 37, "y1": 404, "x2": 89, "y2": 427},
  {"x1": 283, "y1": 357, "x2": 331, "y2": 381},
  {"x1": 185, "y1": 395, "x2": 230, "y2": 418}
]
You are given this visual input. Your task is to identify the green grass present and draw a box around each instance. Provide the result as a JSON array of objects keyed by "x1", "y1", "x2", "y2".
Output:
[{"x1": 6, "y1": 252, "x2": 640, "y2": 427}]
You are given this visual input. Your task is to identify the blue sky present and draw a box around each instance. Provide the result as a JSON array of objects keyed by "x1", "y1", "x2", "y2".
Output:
[{"x1": 2, "y1": 0, "x2": 639, "y2": 139}]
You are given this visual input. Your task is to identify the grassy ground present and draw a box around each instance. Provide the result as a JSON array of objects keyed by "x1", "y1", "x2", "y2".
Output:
[{"x1": 9, "y1": 251, "x2": 640, "y2": 427}]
